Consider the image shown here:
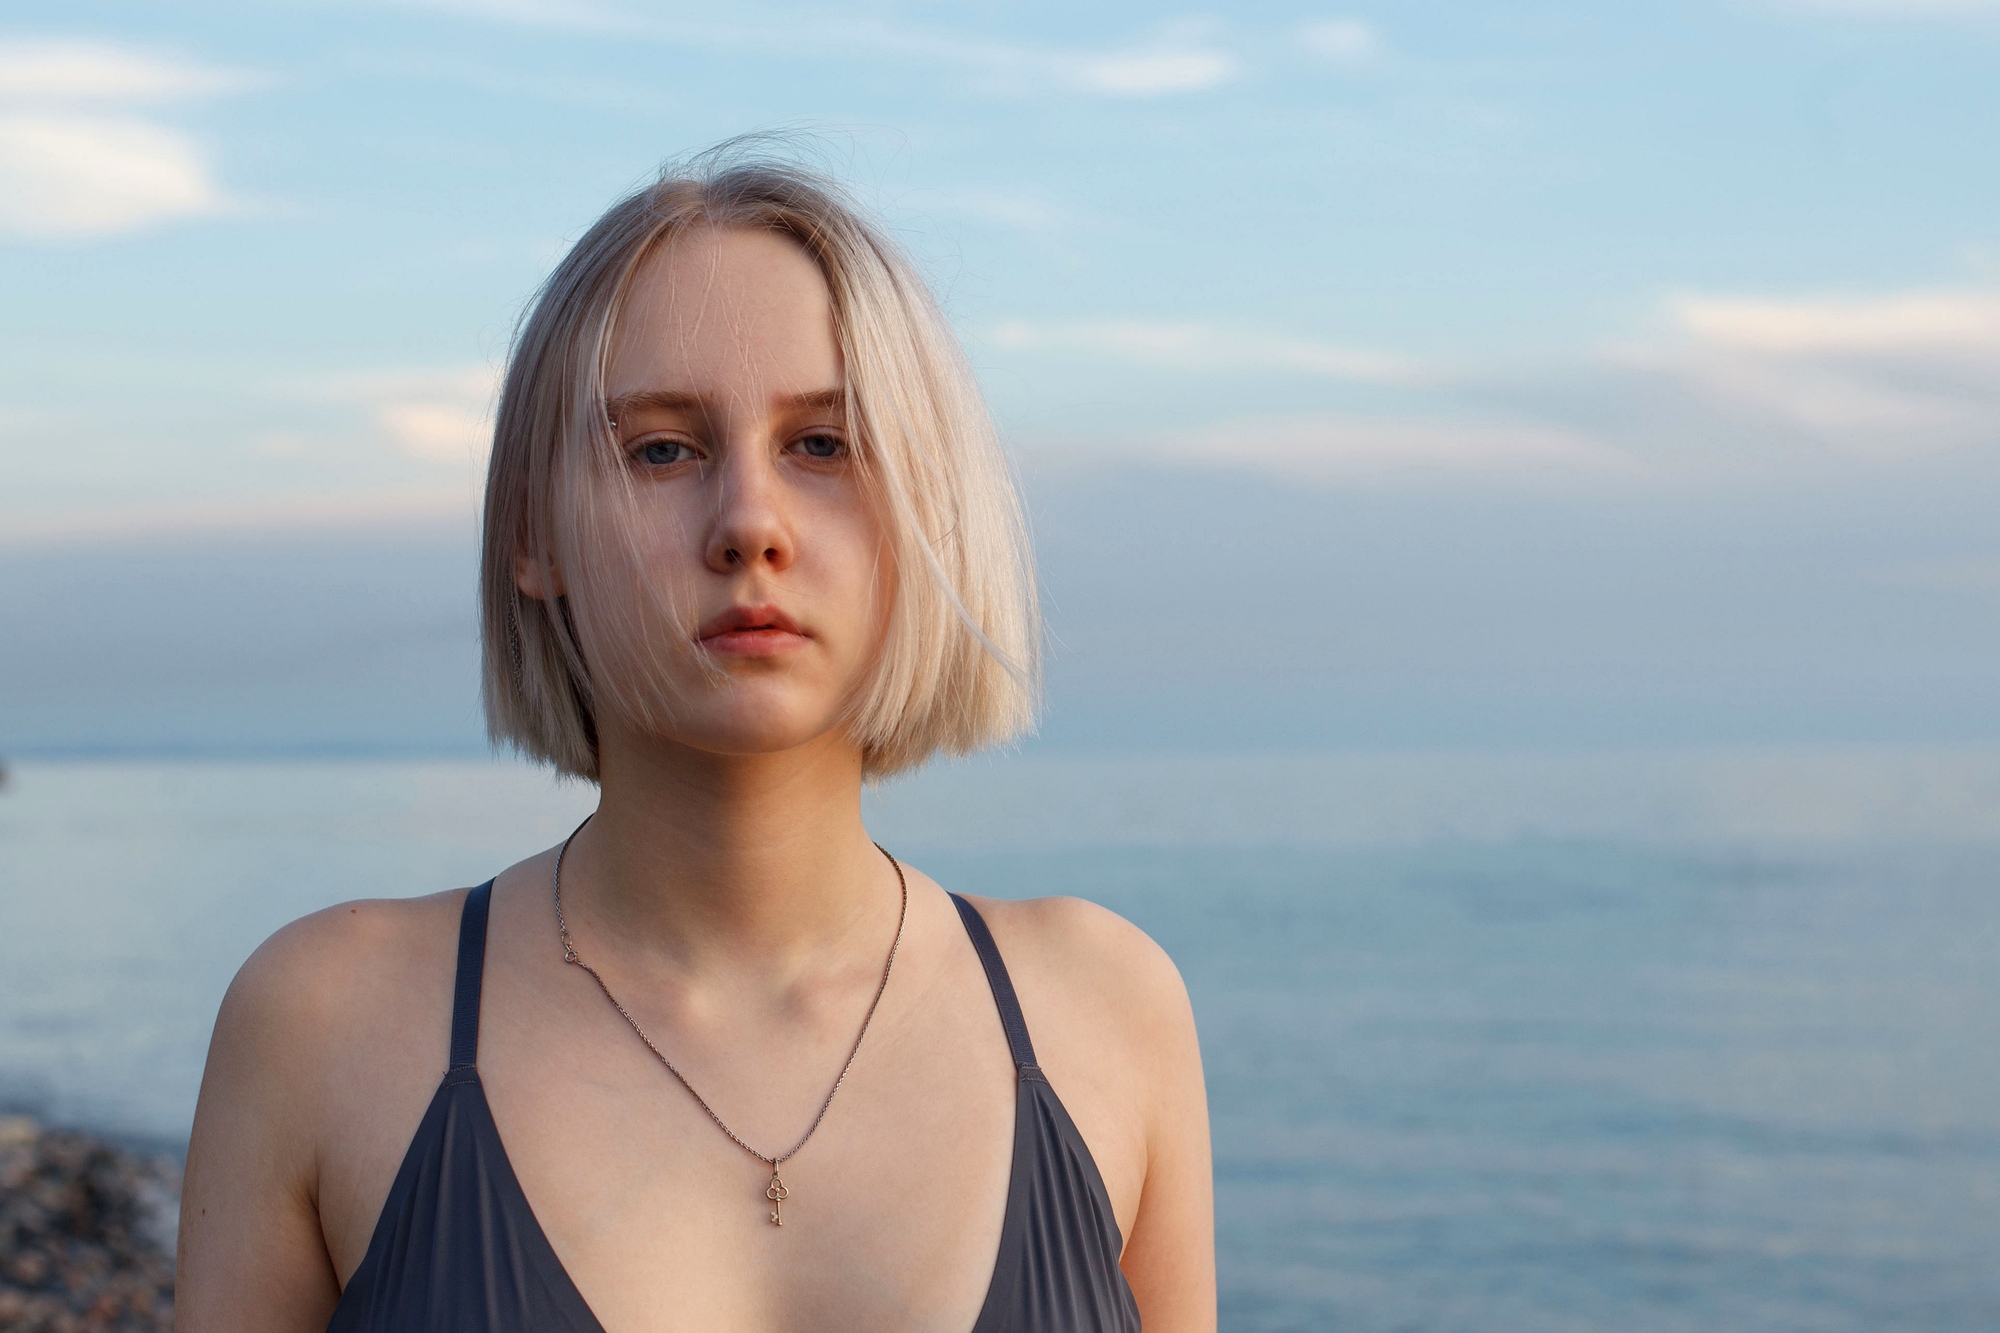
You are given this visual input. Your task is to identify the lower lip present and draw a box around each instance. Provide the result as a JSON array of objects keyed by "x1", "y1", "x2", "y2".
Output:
[{"x1": 699, "y1": 629, "x2": 809, "y2": 657}]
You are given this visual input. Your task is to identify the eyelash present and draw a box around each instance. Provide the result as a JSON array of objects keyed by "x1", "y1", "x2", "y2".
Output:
[
  {"x1": 625, "y1": 433, "x2": 849, "y2": 468},
  {"x1": 790, "y1": 432, "x2": 848, "y2": 461},
  {"x1": 633, "y1": 439, "x2": 699, "y2": 467}
]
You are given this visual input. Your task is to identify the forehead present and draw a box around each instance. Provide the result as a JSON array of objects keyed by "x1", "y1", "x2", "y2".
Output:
[{"x1": 605, "y1": 225, "x2": 841, "y2": 402}]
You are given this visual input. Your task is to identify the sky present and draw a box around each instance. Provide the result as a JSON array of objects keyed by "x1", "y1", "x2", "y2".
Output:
[{"x1": 2, "y1": 0, "x2": 1998, "y2": 757}]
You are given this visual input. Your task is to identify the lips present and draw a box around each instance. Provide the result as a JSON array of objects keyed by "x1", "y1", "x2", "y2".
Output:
[{"x1": 696, "y1": 603, "x2": 809, "y2": 656}]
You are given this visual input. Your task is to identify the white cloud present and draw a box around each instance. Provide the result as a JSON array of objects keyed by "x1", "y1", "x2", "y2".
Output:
[
  {"x1": 0, "y1": 115, "x2": 223, "y2": 238},
  {"x1": 992, "y1": 319, "x2": 1425, "y2": 384},
  {"x1": 1060, "y1": 47, "x2": 1238, "y2": 95},
  {"x1": 0, "y1": 39, "x2": 252, "y2": 103},
  {"x1": 372, "y1": 0, "x2": 636, "y2": 30},
  {"x1": 1058, "y1": 413, "x2": 1633, "y2": 482},
  {"x1": 0, "y1": 489, "x2": 476, "y2": 547},
  {"x1": 1774, "y1": 0, "x2": 2000, "y2": 14},
  {"x1": 1628, "y1": 288, "x2": 2000, "y2": 459},
  {"x1": 319, "y1": 365, "x2": 503, "y2": 464},
  {"x1": 369, "y1": 3, "x2": 1240, "y2": 97},
  {"x1": 923, "y1": 22, "x2": 1240, "y2": 98},
  {"x1": 820, "y1": 18, "x2": 1243, "y2": 99},
  {"x1": 1673, "y1": 291, "x2": 2000, "y2": 354},
  {"x1": 0, "y1": 40, "x2": 246, "y2": 239},
  {"x1": 377, "y1": 401, "x2": 494, "y2": 461},
  {"x1": 1299, "y1": 18, "x2": 1381, "y2": 63},
  {"x1": 895, "y1": 17, "x2": 1241, "y2": 98},
  {"x1": 0, "y1": 362, "x2": 500, "y2": 542}
]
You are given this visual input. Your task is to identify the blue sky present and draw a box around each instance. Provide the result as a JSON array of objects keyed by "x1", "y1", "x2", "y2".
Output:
[{"x1": 2, "y1": 1, "x2": 1998, "y2": 755}]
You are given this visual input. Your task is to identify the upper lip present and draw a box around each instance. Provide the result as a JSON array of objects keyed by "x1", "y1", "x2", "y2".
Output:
[{"x1": 697, "y1": 604, "x2": 806, "y2": 640}]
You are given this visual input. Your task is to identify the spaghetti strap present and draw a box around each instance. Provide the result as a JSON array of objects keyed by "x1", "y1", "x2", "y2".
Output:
[
  {"x1": 949, "y1": 893, "x2": 1042, "y2": 1080},
  {"x1": 449, "y1": 881, "x2": 494, "y2": 1071}
]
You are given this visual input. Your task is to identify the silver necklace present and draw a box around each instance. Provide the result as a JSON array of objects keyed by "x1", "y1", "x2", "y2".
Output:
[{"x1": 551, "y1": 818, "x2": 908, "y2": 1226}]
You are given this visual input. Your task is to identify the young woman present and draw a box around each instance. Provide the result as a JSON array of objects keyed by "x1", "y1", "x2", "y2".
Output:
[{"x1": 176, "y1": 150, "x2": 1214, "y2": 1331}]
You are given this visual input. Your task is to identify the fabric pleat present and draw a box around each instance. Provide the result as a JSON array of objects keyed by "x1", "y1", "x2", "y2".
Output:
[
  {"x1": 325, "y1": 1067, "x2": 604, "y2": 1332},
  {"x1": 971, "y1": 1075, "x2": 1142, "y2": 1332}
]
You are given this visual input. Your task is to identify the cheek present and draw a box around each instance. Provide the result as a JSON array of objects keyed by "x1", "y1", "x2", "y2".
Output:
[
  {"x1": 572, "y1": 500, "x2": 703, "y2": 638},
  {"x1": 797, "y1": 497, "x2": 892, "y2": 657},
  {"x1": 832, "y1": 507, "x2": 893, "y2": 624},
  {"x1": 620, "y1": 481, "x2": 711, "y2": 570}
]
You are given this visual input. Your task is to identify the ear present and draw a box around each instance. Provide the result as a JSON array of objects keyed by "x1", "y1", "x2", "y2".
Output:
[{"x1": 514, "y1": 551, "x2": 566, "y2": 600}]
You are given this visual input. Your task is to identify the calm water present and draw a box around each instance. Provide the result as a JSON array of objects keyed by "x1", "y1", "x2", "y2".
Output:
[{"x1": 2, "y1": 749, "x2": 1997, "y2": 1330}]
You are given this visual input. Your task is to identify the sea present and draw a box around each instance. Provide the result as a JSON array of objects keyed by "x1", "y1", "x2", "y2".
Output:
[{"x1": 2, "y1": 746, "x2": 1997, "y2": 1331}]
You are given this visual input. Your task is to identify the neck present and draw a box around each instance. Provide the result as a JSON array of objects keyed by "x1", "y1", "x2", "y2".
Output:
[{"x1": 561, "y1": 723, "x2": 891, "y2": 974}]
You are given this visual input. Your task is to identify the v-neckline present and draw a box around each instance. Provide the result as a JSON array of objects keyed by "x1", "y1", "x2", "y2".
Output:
[
  {"x1": 331, "y1": 883, "x2": 1135, "y2": 1332},
  {"x1": 447, "y1": 1065, "x2": 1023, "y2": 1333}
]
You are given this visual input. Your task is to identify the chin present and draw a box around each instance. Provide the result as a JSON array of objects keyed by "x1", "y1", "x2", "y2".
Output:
[{"x1": 655, "y1": 699, "x2": 855, "y2": 762}]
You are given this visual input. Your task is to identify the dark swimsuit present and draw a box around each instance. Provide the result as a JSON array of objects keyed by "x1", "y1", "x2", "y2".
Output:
[{"x1": 326, "y1": 881, "x2": 1142, "y2": 1331}]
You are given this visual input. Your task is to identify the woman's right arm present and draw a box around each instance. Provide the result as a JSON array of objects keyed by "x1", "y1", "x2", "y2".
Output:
[{"x1": 176, "y1": 916, "x2": 351, "y2": 1329}]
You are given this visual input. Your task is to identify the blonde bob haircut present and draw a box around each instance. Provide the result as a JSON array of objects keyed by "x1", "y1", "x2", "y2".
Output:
[{"x1": 480, "y1": 145, "x2": 1040, "y2": 782}]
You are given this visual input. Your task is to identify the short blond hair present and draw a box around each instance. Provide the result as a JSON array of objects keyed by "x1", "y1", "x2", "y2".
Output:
[{"x1": 480, "y1": 145, "x2": 1040, "y2": 781}]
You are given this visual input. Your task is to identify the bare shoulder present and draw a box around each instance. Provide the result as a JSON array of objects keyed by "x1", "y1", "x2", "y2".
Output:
[
  {"x1": 217, "y1": 890, "x2": 466, "y2": 1058},
  {"x1": 965, "y1": 893, "x2": 1186, "y2": 996},
  {"x1": 951, "y1": 892, "x2": 1215, "y2": 1329},
  {"x1": 198, "y1": 888, "x2": 471, "y2": 1157},
  {"x1": 235, "y1": 890, "x2": 463, "y2": 986},
  {"x1": 178, "y1": 889, "x2": 475, "y2": 1323},
  {"x1": 956, "y1": 893, "x2": 1196, "y2": 1057}
]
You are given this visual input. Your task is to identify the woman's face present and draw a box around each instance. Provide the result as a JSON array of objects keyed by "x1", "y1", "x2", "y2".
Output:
[{"x1": 535, "y1": 225, "x2": 888, "y2": 765}]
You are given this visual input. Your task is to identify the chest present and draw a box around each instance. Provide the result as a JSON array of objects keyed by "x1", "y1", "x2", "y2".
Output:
[
  {"x1": 327, "y1": 949, "x2": 1022, "y2": 1331},
  {"x1": 511, "y1": 1006, "x2": 1017, "y2": 1329},
  {"x1": 314, "y1": 884, "x2": 1154, "y2": 1333}
]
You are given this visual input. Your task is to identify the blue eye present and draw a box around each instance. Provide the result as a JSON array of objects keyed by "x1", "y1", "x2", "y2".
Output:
[
  {"x1": 796, "y1": 433, "x2": 845, "y2": 459},
  {"x1": 639, "y1": 440, "x2": 694, "y2": 466}
]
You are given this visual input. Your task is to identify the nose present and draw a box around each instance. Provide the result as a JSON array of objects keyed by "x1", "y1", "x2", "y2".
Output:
[{"x1": 703, "y1": 441, "x2": 795, "y2": 576}]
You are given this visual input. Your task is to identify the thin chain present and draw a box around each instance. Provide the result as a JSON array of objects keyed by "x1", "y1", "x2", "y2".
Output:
[{"x1": 551, "y1": 817, "x2": 908, "y2": 1171}]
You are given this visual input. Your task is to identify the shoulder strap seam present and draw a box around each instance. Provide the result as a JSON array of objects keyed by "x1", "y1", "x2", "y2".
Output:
[
  {"x1": 448, "y1": 881, "x2": 493, "y2": 1070},
  {"x1": 948, "y1": 892, "x2": 1039, "y2": 1071}
]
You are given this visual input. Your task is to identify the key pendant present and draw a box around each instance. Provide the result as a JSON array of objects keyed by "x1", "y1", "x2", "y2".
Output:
[{"x1": 766, "y1": 1166, "x2": 789, "y2": 1226}]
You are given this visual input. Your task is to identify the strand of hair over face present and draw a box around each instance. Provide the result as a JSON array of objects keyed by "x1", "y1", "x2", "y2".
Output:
[{"x1": 479, "y1": 141, "x2": 1042, "y2": 782}]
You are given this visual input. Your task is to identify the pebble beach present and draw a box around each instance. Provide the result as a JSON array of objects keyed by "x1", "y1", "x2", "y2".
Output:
[{"x1": 0, "y1": 1117, "x2": 176, "y2": 1331}]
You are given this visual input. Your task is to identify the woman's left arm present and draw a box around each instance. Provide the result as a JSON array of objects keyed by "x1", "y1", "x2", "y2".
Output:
[
  {"x1": 1113, "y1": 932, "x2": 1217, "y2": 1332},
  {"x1": 981, "y1": 892, "x2": 1218, "y2": 1330}
]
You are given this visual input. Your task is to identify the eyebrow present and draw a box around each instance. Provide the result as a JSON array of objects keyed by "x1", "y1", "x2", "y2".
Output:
[{"x1": 605, "y1": 387, "x2": 847, "y2": 421}]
